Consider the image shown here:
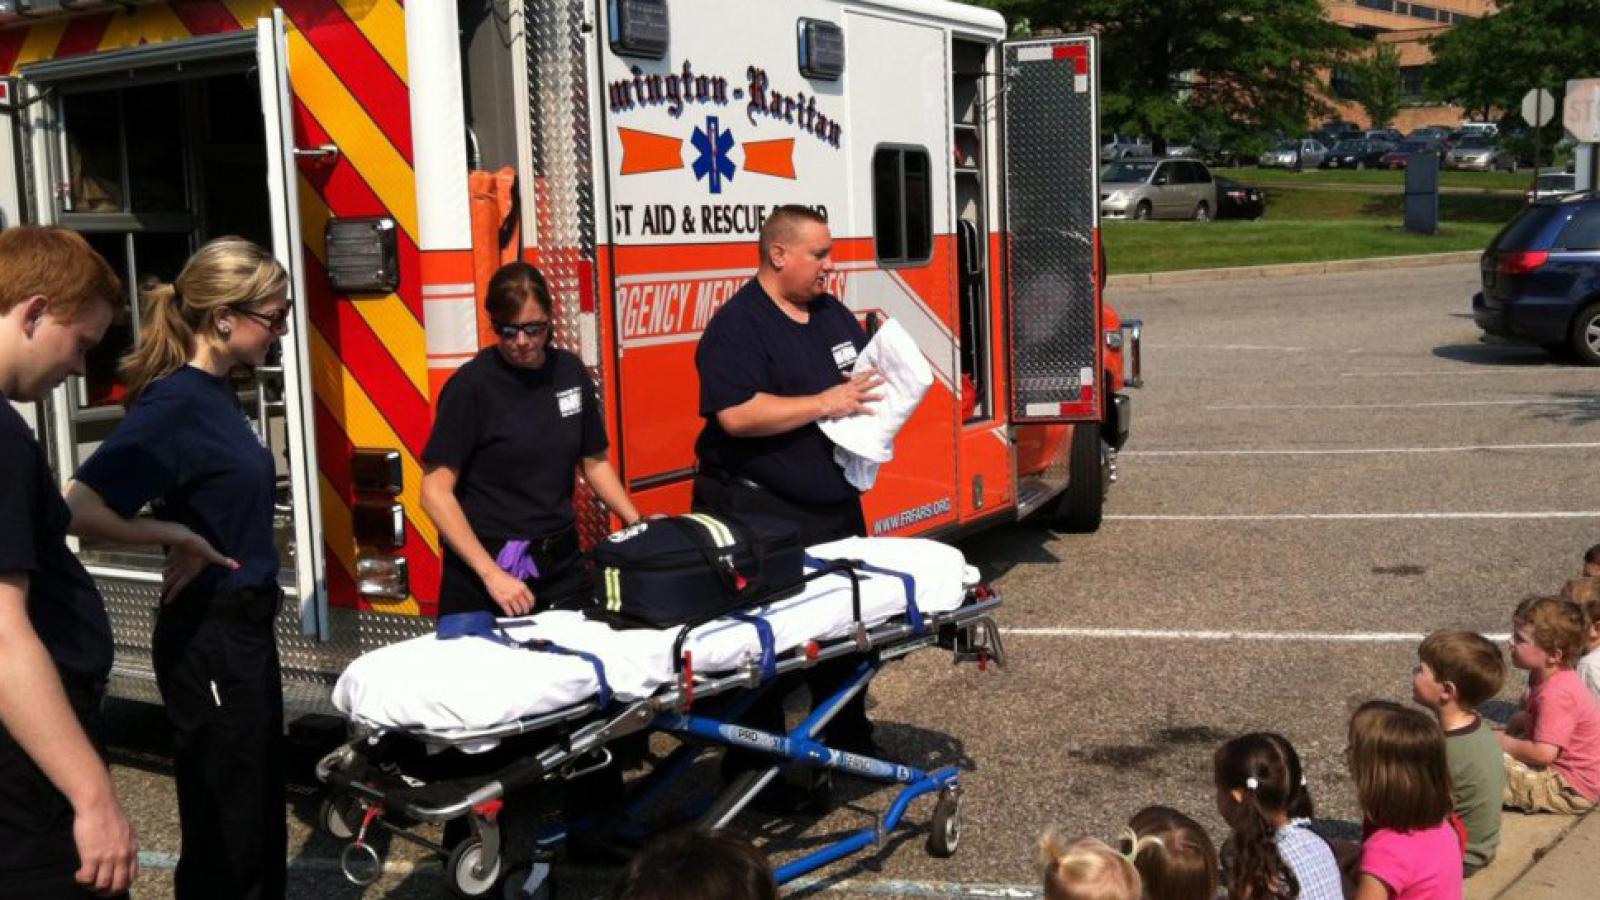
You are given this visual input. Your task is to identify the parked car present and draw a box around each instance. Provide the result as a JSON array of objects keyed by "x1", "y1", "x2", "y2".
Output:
[
  {"x1": 1364, "y1": 129, "x2": 1404, "y2": 144},
  {"x1": 1378, "y1": 140, "x2": 1441, "y2": 169},
  {"x1": 1446, "y1": 135, "x2": 1518, "y2": 172},
  {"x1": 1314, "y1": 120, "x2": 1362, "y2": 146},
  {"x1": 1526, "y1": 171, "x2": 1577, "y2": 202},
  {"x1": 1407, "y1": 126, "x2": 1454, "y2": 149},
  {"x1": 1322, "y1": 140, "x2": 1393, "y2": 170},
  {"x1": 1213, "y1": 176, "x2": 1266, "y2": 219},
  {"x1": 1258, "y1": 139, "x2": 1327, "y2": 170},
  {"x1": 1473, "y1": 192, "x2": 1600, "y2": 363},
  {"x1": 1101, "y1": 134, "x2": 1152, "y2": 160},
  {"x1": 1100, "y1": 158, "x2": 1219, "y2": 221},
  {"x1": 1460, "y1": 121, "x2": 1499, "y2": 137}
]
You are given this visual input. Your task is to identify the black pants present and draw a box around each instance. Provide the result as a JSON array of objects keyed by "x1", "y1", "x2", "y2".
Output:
[
  {"x1": 692, "y1": 474, "x2": 875, "y2": 750},
  {"x1": 0, "y1": 679, "x2": 127, "y2": 900},
  {"x1": 154, "y1": 587, "x2": 286, "y2": 900},
  {"x1": 438, "y1": 527, "x2": 594, "y2": 618}
]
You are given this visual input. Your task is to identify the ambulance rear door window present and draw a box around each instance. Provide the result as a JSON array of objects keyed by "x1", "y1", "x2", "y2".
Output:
[{"x1": 872, "y1": 146, "x2": 932, "y2": 266}]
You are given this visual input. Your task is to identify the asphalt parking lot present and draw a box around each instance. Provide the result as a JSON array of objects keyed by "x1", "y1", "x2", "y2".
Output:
[{"x1": 106, "y1": 260, "x2": 1600, "y2": 898}]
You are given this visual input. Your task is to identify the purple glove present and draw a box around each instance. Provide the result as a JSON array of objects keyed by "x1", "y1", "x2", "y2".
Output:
[{"x1": 495, "y1": 540, "x2": 541, "y2": 581}]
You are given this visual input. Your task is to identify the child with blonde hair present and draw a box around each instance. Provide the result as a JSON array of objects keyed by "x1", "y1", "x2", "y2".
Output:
[
  {"x1": 1501, "y1": 596, "x2": 1600, "y2": 813},
  {"x1": 1123, "y1": 807, "x2": 1218, "y2": 900},
  {"x1": 1559, "y1": 579, "x2": 1600, "y2": 700},
  {"x1": 1347, "y1": 701, "x2": 1463, "y2": 899},
  {"x1": 1039, "y1": 830, "x2": 1144, "y2": 900}
]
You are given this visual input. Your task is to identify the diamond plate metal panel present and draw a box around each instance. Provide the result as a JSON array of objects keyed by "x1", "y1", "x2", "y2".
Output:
[
  {"x1": 527, "y1": 0, "x2": 610, "y2": 549},
  {"x1": 1002, "y1": 37, "x2": 1102, "y2": 423},
  {"x1": 101, "y1": 572, "x2": 430, "y2": 716}
]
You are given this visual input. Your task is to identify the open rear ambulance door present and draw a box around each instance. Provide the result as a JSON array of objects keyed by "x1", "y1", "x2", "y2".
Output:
[
  {"x1": 258, "y1": 12, "x2": 329, "y2": 639},
  {"x1": 1000, "y1": 35, "x2": 1102, "y2": 423}
]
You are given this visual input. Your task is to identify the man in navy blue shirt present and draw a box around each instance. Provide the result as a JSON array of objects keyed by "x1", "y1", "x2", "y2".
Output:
[
  {"x1": 0, "y1": 227, "x2": 138, "y2": 899},
  {"x1": 693, "y1": 206, "x2": 884, "y2": 776}
]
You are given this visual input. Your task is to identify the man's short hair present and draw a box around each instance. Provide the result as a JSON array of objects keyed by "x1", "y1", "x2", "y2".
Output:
[
  {"x1": 756, "y1": 204, "x2": 828, "y2": 266},
  {"x1": 0, "y1": 226, "x2": 122, "y2": 321},
  {"x1": 1418, "y1": 630, "x2": 1505, "y2": 709},
  {"x1": 1515, "y1": 596, "x2": 1588, "y2": 667},
  {"x1": 1585, "y1": 543, "x2": 1600, "y2": 566}
]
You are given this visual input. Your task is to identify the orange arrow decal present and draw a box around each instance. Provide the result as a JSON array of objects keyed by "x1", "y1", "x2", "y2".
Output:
[
  {"x1": 619, "y1": 128, "x2": 685, "y2": 175},
  {"x1": 743, "y1": 138, "x2": 796, "y2": 179}
]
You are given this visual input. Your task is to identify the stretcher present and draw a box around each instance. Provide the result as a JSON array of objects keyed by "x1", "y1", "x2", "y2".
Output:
[{"x1": 314, "y1": 537, "x2": 1005, "y2": 898}]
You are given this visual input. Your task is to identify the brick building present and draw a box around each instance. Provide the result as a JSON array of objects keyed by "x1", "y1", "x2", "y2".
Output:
[{"x1": 1321, "y1": 0, "x2": 1498, "y2": 133}]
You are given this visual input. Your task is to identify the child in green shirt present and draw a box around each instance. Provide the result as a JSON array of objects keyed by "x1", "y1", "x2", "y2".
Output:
[{"x1": 1412, "y1": 629, "x2": 1507, "y2": 876}]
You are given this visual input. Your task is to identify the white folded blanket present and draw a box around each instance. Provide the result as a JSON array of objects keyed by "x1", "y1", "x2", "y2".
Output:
[
  {"x1": 817, "y1": 319, "x2": 933, "y2": 491},
  {"x1": 332, "y1": 537, "x2": 974, "y2": 742}
]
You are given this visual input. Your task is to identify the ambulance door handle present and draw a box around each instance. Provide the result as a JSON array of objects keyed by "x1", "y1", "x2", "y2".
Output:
[{"x1": 293, "y1": 144, "x2": 339, "y2": 162}]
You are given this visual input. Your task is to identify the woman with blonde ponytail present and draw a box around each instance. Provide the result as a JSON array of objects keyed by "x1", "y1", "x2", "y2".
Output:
[{"x1": 66, "y1": 237, "x2": 292, "y2": 900}]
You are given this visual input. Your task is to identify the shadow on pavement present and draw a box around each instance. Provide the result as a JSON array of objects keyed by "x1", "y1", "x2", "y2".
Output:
[
  {"x1": 1432, "y1": 342, "x2": 1567, "y2": 368},
  {"x1": 1528, "y1": 390, "x2": 1600, "y2": 426},
  {"x1": 958, "y1": 520, "x2": 1063, "y2": 581}
]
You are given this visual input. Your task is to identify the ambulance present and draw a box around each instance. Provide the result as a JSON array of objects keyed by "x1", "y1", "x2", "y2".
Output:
[{"x1": 0, "y1": 0, "x2": 1140, "y2": 712}]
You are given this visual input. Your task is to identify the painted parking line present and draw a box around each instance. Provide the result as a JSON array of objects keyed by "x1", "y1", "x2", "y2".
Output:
[
  {"x1": 1123, "y1": 441, "x2": 1600, "y2": 457},
  {"x1": 1001, "y1": 627, "x2": 1511, "y2": 643},
  {"x1": 1106, "y1": 512, "x2": 1600, "y2": 521},
  {"x1": 1205, "y1": 398, "x2": 1599, "y2": 412},
  {"x1": 1338, "y1": 369, "x2": 1589, "y2": 378}
]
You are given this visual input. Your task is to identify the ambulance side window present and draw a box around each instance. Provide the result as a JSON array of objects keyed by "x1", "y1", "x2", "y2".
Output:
[{"x1": 872, "y1": 146, "x2": 932, "y2": 266}]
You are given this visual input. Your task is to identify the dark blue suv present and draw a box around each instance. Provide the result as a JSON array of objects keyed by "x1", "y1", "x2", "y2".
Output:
[{"x1": 1473, "y1": 192, "x2": 1600, "y2": 363}]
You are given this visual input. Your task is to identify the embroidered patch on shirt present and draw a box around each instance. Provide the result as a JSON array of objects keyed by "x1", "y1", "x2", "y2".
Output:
[
  {"x1": 557, "y1": 386, "x2": 583, "y2": 417},
  {"x1": 831, "y1": 341, "x2": 858, "y2": 373}
]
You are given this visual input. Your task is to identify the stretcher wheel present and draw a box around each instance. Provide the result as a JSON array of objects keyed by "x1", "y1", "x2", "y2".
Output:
[
  {"x1": 926, "y1": 787, "x2": 963, "y2": 858},
  {"x1": 319, "y1": 794, "x2": 360, "y2": 841},
  {"x1": 448, "y1": 837, "x2": 503, "y2": 898}
]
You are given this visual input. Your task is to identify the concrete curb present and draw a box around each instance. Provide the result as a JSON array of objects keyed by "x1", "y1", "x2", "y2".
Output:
[
  {"x1": 1108, "y1": 250, "x2": 1481, "y2": 288},
  {"x1": 1496, "y1": 809, "x2": 1598, "y2": 899}
]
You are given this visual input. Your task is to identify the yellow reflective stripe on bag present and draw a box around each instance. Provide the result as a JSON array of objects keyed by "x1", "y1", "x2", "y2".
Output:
[
  {"x1": 604, "y1": 567, "x2": 622, "y2": 612},
  {"x1": 682, "y1": 513, "x2": 736, "y2": 548}
]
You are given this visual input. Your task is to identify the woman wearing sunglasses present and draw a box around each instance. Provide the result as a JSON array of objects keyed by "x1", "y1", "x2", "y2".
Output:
[
  {"x1": 65, "y1": 237, "x2": 292, "y2": 899},
  {"x1": 421, "y1": 261, "x2": 641, "y2": 620}
]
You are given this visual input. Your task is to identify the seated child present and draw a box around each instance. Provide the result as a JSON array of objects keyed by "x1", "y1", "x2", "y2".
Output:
[
  {"x1": 1347, "y1": 700, "x2": 1463, "y2": 899},
  {"x1": 1214, "y1": 733, "x2": 1343, "y2": 900},
  {"x1": 1501, "y1": 596, "x2": 1600, "y2": 814},
  {"x1": 1039, "y1": 830, "x2": 1143, "y2": 900},
  {"x1": 1123, "y1": 806, "x2": 1218, "y2": 900},
  {"x1": 1412, "y1": 629, "x2": 1506, "y2": 875},
  {"x1": 1558, "y1": 578, "x2": 1600, "y2": 700},
  {"x1": 610, "y1": 828, "x2": 775, "y2": 900}
]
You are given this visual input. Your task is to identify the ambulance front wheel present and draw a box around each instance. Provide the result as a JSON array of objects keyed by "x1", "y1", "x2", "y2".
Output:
[
  {"x1": 926, "y1": 787, "x2": 964, "y2": 858},
  {"x1": 448, "y1": 837, "x2": 504, "y2": 898},
  {"x1": 1053, "y1": 423, "x2": 1105, "y2": 533}
]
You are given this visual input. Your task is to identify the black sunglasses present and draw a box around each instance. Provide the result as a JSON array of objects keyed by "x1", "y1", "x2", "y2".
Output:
[
  {"x1": 492, "y1": 319, "x2": 551, "y2": 339},
  {"x1": 233, "y1": 304, "x2": 293, "y2": 330}
]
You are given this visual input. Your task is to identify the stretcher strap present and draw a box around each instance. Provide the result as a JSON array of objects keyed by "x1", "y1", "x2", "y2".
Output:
[
  {"x1": 803, "y1": 555, "x2": 925, "y2": 634},
  {"x1": 436, "y1": 611, "x2": 613, "y2": 707},
  {"x1": 729, "y1": 613, "x2": 778, "y2": 680}
]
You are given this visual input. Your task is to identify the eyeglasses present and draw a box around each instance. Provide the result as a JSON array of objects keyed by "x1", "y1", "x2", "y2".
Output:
[
  {"x1": 233, "y1": 304, "x2": 293, "y2": 332},
  {"x1": 492, "y1": 319, "x2": 551, "y2": 340}
]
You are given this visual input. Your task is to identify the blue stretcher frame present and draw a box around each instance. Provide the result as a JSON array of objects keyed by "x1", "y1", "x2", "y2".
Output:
[{"x1": 316, "y1": 592, "x2": 1004, "y2": 896}]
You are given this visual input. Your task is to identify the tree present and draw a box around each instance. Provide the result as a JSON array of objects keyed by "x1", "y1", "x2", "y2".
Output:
[
  {"x1": 969, "y1": 0, "x2": 1355, "y2": 149},
  {"x1": 1348, "y1": 42, "x2": 1401, "y2": 129},
  {"x1": 1426, "y1": 0, "x2": 1600, "y2": 123}
]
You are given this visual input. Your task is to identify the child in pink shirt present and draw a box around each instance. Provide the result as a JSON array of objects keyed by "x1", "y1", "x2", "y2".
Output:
[
  {"x1": 1347, "y1": 701, "x2": 1463, "y2": 900},
  {"x1": 1501, "y1": 596, "x2": 1600, "y2": 813}
]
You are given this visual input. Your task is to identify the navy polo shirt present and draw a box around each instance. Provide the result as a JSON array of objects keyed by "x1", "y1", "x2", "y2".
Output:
[
  {"x1": 75, "y1": 366, "x2": 280, "y2": 597},
  {"x1": 0, "y1": 400, "x2": 113, "y2": 684},
  {"x1": 422, "y1": 347, "x2": 608, "y2": 543},
  {"x1": 694, "y1": 278, "x2": 866, "y2": 505}
]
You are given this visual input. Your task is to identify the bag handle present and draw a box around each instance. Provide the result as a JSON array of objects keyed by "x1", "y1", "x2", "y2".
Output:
[{"x1": 659, "y1": 515, "x2": 742, "y2": 597}]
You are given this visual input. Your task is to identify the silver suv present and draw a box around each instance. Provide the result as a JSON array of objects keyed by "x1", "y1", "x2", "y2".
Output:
[{"x1": 1100, "y1": 158, "x2": 1219, "y2": 221}]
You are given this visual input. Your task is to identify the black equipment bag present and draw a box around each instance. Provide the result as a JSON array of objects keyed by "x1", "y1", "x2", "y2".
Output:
[{"x1": 591, "y1": 513, "x2": 804, "y2": 627}]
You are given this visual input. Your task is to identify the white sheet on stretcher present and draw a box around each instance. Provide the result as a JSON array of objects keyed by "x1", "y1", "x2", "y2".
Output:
[{"x1": 332, "y1": 537, "x2": 975, "y2": 742}]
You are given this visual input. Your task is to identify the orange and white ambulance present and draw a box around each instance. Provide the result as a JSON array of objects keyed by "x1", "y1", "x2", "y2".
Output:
[{"x1": 0, "y1": 0, "x2": 1139, "y2": 711}]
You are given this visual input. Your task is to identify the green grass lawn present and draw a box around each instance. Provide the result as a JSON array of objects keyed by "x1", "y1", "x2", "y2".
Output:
[
  {"x1": 1264, "y1": 188, "x2": 1524, "y2": 222},
  {"x1": 1103, "y1": 219, "x2": 1499, "y2": 275},
  {"x1": 1211, "y1": 165, "x2": 1531, "y2": 192}
]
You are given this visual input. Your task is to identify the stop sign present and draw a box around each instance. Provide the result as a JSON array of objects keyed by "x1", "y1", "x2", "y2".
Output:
[
  {"x1": 1522, "y1": 88, "x2": 1555, "y2": 128},
  {"x1": 1566, "y1": 79, "x2": 1600, "y2": 142}
]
